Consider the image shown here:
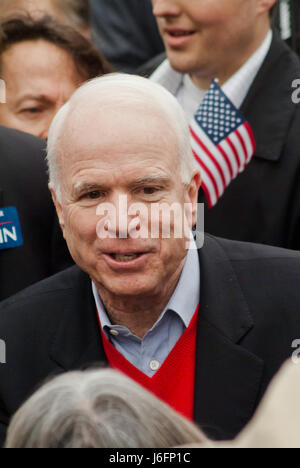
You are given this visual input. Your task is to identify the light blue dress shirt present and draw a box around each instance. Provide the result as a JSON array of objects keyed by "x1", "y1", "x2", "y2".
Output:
[{"x1": 92, "y1": 238, "x2": 200, "y2": 377}]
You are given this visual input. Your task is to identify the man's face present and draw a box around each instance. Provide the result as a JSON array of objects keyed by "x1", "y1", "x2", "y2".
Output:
[
  {"x1": 52, "y1": 104, "x2": 200, "y2": 299},
  {"x1": 153, "y1": 0, "x2": 271, "y2": 81},
  {"x1": 0, "y1": 40, "x2": 85, "y2": 139}
]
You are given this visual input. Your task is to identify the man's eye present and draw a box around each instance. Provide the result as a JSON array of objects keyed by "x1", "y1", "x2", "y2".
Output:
[
  {"x1": 87, "y1": 191, "x2": 101, "y2": 199},
  {"x1": 22, "y1": 108, "x2": 42, "y2": 115},
  {"x1": 143, "y1": 187, "x2": 158, "y2": 195}
]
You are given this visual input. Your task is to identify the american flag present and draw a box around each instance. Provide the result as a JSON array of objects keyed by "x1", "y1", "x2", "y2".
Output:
[{"x1": 190, "y1": 79, "x2": 256, "y2": 208}]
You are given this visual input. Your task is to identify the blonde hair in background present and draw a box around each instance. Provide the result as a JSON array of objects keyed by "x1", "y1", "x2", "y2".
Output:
[
  {"x1": 0, "y1": 0, "x2": 90, "y2": 33},
  {"x1": 5, "y1": 368, "x2": 208, "y2": 449}
]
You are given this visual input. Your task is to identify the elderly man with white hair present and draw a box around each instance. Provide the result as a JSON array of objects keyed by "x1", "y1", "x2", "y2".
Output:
[{"x1": 1, "y1": 74, "x2": 300, "y2": 446}]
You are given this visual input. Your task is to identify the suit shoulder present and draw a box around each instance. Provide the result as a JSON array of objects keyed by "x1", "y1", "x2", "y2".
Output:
[
  {"x1": 0, "y1": 126, "x2": 46, "y2": 173},
  {"x1": 269, "y1": 35, "x2": 300, "y2": 77},
  {"x1": 206, "y1": 236, "x2": 300, "y2": 331},
  {"x1": 283, "y1": 42, "x2": 300, "y2": 74},
  {"x1": 0, "y1": 126, "x2": 45, "y2": 154},
  {"x1": 137, "y1": 52, "x2": 166, "y2": 77},
  {"x1": 0, "y1": 266, "x2": 86, "y2": 315},
  {"x1": 209, "y1": 235, "x2": 300, "y2": 263}
]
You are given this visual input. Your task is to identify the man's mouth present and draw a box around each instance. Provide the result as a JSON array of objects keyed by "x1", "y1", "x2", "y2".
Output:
[
  {"x1": 109, "y1": 253, "x2": 143, "y2": 262},
  {"x1": 163, "y1": 28, "x2": 196, "y2": 47},
  {"x1": 167, "y1": 30, "x2": 195, "y2": 37}
]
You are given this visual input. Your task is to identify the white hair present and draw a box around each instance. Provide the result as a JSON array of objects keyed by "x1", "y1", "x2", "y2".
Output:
[
  {"x1": 47, "y1": 73, "x2": 195, "y2": 200},
  {"x1": 5, "y1": 368, "x2": 208, "y2": 448}
]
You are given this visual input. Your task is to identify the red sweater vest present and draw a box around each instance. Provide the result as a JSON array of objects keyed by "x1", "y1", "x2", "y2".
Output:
[{"x1": 99, "y1": 307, "x2": 199, "y2": 420}]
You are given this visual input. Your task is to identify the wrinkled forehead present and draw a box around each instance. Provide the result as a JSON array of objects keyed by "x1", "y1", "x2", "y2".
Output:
[
  {"x1": 57, "y1": 98, "x2": 180, "y2": 168},
  {"x1": 64, "y1": 91, "x2": 175, "y2": 132}
]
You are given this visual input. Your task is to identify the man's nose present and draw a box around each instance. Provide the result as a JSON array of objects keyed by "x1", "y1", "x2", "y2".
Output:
[
  {"x1": 113, "y1": 194, "x2": 130, "y2": 238},
  {"x1": 113, "y1": 194, "x2": 146, "y2": 239},
  {"x1": 96, "y1": 194, "x2": 128, "y2": 240},
  {"x1": 152, "y1": 0, "x2": 181, "y2": 18}
]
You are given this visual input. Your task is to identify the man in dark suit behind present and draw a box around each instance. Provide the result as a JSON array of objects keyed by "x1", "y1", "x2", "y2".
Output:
[
  {"x1": 0, "y1": 126, "x2": 71, "y2": 300},
  {"x1": 144, "y1": 0, "x2": 300, "y2": 250},
  {"x1": 90, "y1": 0, "x2": 164, "y2": 72},
  {"x1": 1, "y1": 75, "x2": 300, "y2": 447}
]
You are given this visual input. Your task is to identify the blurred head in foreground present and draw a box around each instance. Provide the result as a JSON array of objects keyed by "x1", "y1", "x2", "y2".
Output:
[
  {"x1": 0, "y1": 15, "x2": 111, "y2": 139},
  {"x1": 5, "y1": 369, "x2": 208, "y2": 448},
  {"x1": 225, "y1": 360, "x2": 300, "y2": 449},
  {"x1": 180, "y1": 360, "x2": 300, "y2": 449}
]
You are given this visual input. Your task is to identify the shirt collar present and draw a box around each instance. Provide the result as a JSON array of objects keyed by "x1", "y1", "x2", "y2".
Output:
[
  {"x1": 150, "y1": 58, "x2": 183, "y2": 96},
  {"x1": 163, "y1": 236, "x2": 200, "y2": 327},
  {"x1": 92, "y1": 235, "x2": 200, "y2": 334},
  {"x1": 151, "y1": 30, "x2": 273, "y2": 110}
]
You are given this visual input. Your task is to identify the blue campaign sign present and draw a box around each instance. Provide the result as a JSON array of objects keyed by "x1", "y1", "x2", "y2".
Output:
[{"x1": 0, "y1": 207, "x2": 24, "y2": 251}]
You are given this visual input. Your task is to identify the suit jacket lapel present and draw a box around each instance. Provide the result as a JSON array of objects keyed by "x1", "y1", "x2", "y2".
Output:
[
  {"x1": 194, "y1": 235, "x2": 264, "y2": 440},
  {"x1": 241, "y1": 33, "x2": 299, "y2": 162},
  {"x1": 50, "y1": 269, "x2": 107, "y2": 371}
]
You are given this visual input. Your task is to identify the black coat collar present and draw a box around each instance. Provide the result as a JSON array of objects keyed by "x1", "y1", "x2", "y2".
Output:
[
  {"x1": 194, "y1": 235, "x2": 264, "y2": 439},
  {"x1": 50, "y1": 271, "x2": 106, "y2": 371},
  {"x1": 241, "y1": 33, "x2": 300, "y2": 162},
  {"x1": 50, "y1": 235, "x2": 264, "y2": 440}
]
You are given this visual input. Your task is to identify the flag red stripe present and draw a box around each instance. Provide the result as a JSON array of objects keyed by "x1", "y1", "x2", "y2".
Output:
[
  {"x1": 200, "y1": 181, "x2": 213, "y2": 209},
  {"x1": 215, "y1": 143, "x2": 234, "y2": 179},
  {"x1": 235, "y1": 127, "x2": 248, "y2": 167},
  {"x1": 225, "y1": 136, "x2": 242, "y2": 169},
  {"x1": 192, "y1": 149, "x2": 219, "y2": 201},
  {"x1": 244, "y1": 121, "x2": 256, "y2": 155},
  {"x1": 190, "y1": 127, "x2": 226, "y2": 191}
]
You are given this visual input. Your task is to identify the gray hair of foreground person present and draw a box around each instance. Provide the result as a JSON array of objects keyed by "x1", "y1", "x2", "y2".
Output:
[
  {"x1": 46, "y1": 73, "x2": 196, "y2": 202},
  {"x1": 4, "y1": 369, "x2": 208, "y2": 449}
]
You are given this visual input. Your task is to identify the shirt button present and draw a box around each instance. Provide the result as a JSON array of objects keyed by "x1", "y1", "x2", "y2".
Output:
[
  {"x1": 150, "y1": 360, "x2": 160, "y2": 371},
  {"x1": 110, "y1": 329, "x2": 119, "y2": 337}
]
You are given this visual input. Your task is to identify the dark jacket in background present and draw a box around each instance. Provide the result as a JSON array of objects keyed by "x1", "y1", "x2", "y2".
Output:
[
  {"x1": 204, "y1": 34, "x2": 300, "y2": 250},
  {"x1": 90, "y1": 0, "x2": 164, "y2": 72},
  {"x1": 141, "y1": 35, "x2": 300, "y2": 250},
  {"x1": 1, "y1": 235, "x2": 300, "y2": 445},
  {"x1": 0, "y1": 126, "x2": 72, "y2": 300}
]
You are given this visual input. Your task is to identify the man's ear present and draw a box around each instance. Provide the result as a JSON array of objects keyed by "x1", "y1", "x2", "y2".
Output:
[
  {"x1": 258, "y1": 0, "x2": 277, "y2": 15},
  {"x1": 186, "y1": 170, "x2": 202, "y2": 227},
  {"x1": 49, "y1": 185, "x2": 65, "y2": 234}
]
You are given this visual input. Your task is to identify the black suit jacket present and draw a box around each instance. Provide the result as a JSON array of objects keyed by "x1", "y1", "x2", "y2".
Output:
[
  {"x1": 1, "y1": 234, "x2": 300, "y2": 445},
  {"x1": 0, "y1": 126, "x2": 72, "y2": 300},
  {"x1": 140, "y1": 35, "x2": 300, "y2": 250},
  {"x1": 90, "y1": 0, "x2": 164, "y2": 72}
]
